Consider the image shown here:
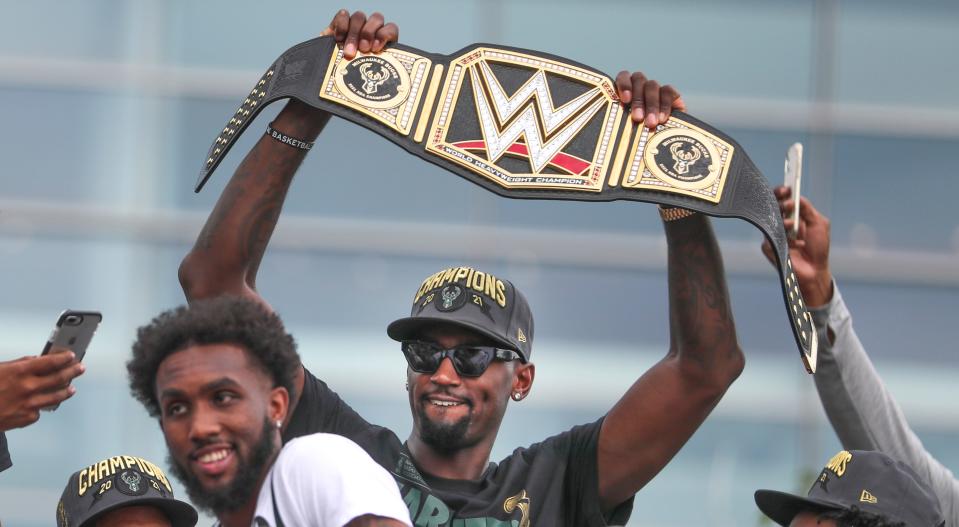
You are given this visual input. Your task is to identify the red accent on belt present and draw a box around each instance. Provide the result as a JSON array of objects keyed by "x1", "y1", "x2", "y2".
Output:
[{"x1": 452, "y1": 141, "x2": 590, "y2": 175}]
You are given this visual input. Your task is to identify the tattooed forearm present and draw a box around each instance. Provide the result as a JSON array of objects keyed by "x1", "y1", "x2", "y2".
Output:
[
  {"x1": 236, "y1": 151, "x2": 306, "y2": 279},
  {"x1": 193, "y1": 140, "x2": 304, "y2": 272},
  {"x1": 196, "y1": 173, "x2": 249, "y2": 250},
  {"x1": 664, "y1": 214, "x2": 740, "y2": 370},
  {"x1": 181, "y1": 100, "x2": 329, "y2": 299}
]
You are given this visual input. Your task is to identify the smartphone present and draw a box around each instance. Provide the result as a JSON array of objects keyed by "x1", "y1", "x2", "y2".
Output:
[
  {"x1": 783, "y1": 142, "x2": 803, "y2": 239},
  {"x1": 41, "y1": 310, "x2": 102, "y2": 362},
  {"x1": 40, "y1": 310, "x2": 101, "y2": 410}
]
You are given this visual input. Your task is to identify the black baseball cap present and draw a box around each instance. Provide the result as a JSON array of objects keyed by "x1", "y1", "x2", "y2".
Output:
[
  {"x1": 755, "y1": 450, "x2": 944, "y2": 526},
  {"x1": 387, "y1": 266, "x2": 534, "y2": 361},
  {"x1": 57, "y1": 454, "x2": 197, "y2": 527}
]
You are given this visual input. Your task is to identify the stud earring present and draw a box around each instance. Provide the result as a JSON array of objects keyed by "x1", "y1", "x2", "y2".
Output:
[
  {"x1": 275, "y1": 420, "x2": 282, "y2": 429},
  {"x1": 512, "y1": 392, "x2": 522, "y2": 401}
]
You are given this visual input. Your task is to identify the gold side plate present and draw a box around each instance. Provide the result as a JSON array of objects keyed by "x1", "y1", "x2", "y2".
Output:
[
  {"x1": 320, "y1": 46, "x2": 432, "y2": 136},
  {"x1": 621, "y1": 119, "x2": 734, "y2": 204},
  {"x1": 414, "y1": 64, "x2": 445, "y2": 143},
  {"x1": 607, "y1": 123, "x2": 633, "y2": 188}
]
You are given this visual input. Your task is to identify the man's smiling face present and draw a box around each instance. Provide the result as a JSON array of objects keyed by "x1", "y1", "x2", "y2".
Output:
[
  {"x1": 155, "y1": 343, "x2": 286, "y2": 514},
  {"x1": 406, "y1": 325, "x2": 520, "y2": 453}
]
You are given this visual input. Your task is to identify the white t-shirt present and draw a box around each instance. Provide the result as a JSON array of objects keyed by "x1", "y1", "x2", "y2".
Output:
[{"x1": 252, "y1": 433, "x2": 412, "y2": 527}]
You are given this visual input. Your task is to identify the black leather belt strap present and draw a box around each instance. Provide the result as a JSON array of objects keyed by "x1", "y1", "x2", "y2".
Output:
[{"x1": 195, "y1": 36, "x2": 819, "y2": 373}]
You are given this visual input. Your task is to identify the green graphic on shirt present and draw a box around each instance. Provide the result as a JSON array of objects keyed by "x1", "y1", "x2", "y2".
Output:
[{"x1": 400, "y1": 484, "x2": 522, "y2": 527}]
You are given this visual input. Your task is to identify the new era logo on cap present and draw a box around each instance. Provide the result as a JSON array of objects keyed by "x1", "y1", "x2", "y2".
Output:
[{"x1": 860, "y1": 490, "x2": 878, "y2": 504}]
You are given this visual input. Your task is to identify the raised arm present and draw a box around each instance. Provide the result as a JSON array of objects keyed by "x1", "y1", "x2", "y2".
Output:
[
  {"x1": 593, "y1": 75, "x2": 742, "y2": 511},
  {"x1": 178, "y1": 10, "x2": 399, "y2": 309},
  {"x1": 178, "y1": 99, "x2": 327, "y2": 306},
  {"x1": 763, "y1": 187, "x2": 959, "y2": 523},
  {"x1": 597, "y1": 211, "x2": 744, "y2": 511}
]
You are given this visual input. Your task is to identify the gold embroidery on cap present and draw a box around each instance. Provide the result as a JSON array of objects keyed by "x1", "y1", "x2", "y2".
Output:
[
  {"x1": 825, "y1": 450, "x2": 853, "y2": 477},
  {"x1": 860, "y1": 490, "x2": 878, "y2": 504},
  {"x1": 413, "y1": 266, "x2": 507, "y2": 308}
]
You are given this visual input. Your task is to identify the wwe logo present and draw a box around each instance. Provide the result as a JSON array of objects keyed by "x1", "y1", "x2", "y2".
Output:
[{"x1": 470, "y1": 61, "x2": 603, "y2": 173}]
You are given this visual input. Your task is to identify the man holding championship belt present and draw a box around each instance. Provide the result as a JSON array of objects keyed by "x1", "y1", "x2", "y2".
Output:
[{"x1": 179, "y1": 9, "x2": 744, "y2": 526}]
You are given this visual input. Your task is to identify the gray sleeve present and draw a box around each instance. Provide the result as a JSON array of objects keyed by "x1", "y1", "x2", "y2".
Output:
[{"x1": 811, "y1": 282, "x2": 959, "y2": 524}]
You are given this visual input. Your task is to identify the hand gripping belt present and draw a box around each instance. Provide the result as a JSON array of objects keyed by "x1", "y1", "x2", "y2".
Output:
[{"x1": 195, "y1": 36, "x2": 819, "y2": 372}]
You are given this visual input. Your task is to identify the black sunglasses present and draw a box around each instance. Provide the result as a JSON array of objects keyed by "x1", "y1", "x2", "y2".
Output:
[{"x1": 401, "y1": 340, "x2": 521, "y2": 377}]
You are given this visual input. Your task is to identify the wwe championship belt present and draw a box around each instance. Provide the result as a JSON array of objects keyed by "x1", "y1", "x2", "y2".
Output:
[{"x1": 196, "y1": 37, "x2": 819, "y2": 373}]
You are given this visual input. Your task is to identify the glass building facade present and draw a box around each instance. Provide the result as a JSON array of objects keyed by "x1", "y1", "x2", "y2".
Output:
[{"x1": 1, "y1": 1, "x2": 957, "y2": 525}]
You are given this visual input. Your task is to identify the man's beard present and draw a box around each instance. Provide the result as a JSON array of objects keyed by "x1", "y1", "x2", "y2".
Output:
[
  {"x1": 167, "y1": 417, "x2": 276, "y2": 515},
  {"x1": 415, "y1": 401, "x2": 472, "y2": 453}
]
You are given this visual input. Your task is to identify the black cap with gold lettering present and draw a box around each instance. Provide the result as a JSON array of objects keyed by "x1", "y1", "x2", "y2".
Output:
[
  {"x1": 387, "y1": 266, "x2": 534, "y2": 361},
  {"x1": 755, "y1": 450, "x2": 944, "y2": 526},
  {"x1": 56, "y1": 454, "x2": 197, "y2": 527}
]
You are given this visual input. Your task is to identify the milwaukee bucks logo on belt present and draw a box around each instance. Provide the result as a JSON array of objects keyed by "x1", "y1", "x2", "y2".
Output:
[
  {"x1": 621, "y1": 124, "x2": 733, "y2": 203},
  {"x1": 651, "y1": 131, "x2": 714, "y2": 183},
  {"x1": 321, "y1": 47, "x2": 431, "y2": 135},
  {"x1": 338, "y1": 55, "x2": 405, "y2": 104},
  {"x1": 427, "y1": 48, "x2": 623, "y2": 192}
]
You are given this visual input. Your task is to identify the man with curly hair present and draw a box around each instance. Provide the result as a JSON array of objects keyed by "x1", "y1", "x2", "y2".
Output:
[
  {"x1": 755, "y1": 449, "x2": 944, "y2": 526},
  {"x1": 127, "y1": 297, "x2": 412, "y2": 527}
]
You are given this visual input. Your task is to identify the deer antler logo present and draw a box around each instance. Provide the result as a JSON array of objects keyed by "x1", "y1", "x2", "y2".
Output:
[
  {"x1": 120, "y1": 471, "x2": 142, "y2": 493},
  {"x1": 441, "y1": 285, "x2": 461, "y2": 309},
  {"x1": 670, "y1": 142, "x2": 702, "y2": 175},
  {"x1": 359, "y1": 63, "x2": 391, "y2": 94}
]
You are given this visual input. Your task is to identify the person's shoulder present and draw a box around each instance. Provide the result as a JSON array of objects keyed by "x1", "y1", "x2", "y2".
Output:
[
  {"x1": 299, "y1": 366, "x2": 326, "y2": 394},
  {"x1": 283, "y1": 432, "x2": 367, "y2": 458},
  {"x1": 280, "y1": 432, "x2": 386, "y2": 473},
  {"x1": 275, "y1": 433, "x2": 399, "y2": 503},
  {"x1": 502, "y1": 417, "x2": 606, "y2": 463}
]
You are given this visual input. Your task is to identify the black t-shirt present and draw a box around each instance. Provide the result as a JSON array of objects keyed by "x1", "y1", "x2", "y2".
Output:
[
  {"x1": 0, "y1": 432, "x2": 11, "y2": 473},
  {"x1": 283, "y1": 368, "x2": 633, "y2": 527}
]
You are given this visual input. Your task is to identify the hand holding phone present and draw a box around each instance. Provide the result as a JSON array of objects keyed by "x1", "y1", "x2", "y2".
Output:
[
  {"x1": 783, "y1": 142, "x2": 803, "y2": 239},
  {"x1": 38, "y1": 310, "x2": 101, "y2": 411},
  {"x1": 0, "y1": 351, "x2": 85, "y2": 430}
]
